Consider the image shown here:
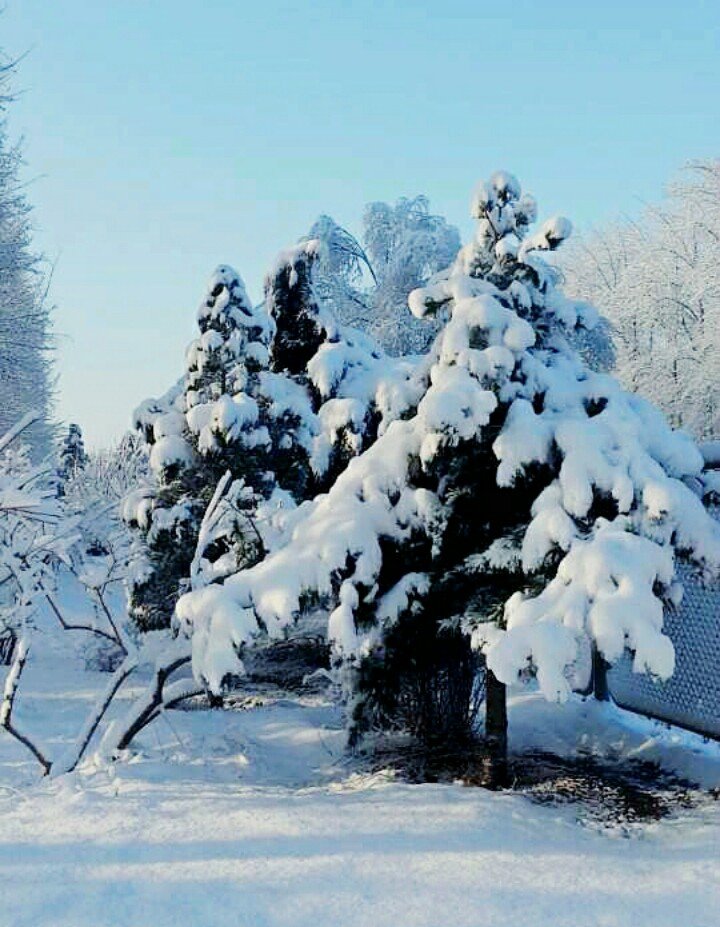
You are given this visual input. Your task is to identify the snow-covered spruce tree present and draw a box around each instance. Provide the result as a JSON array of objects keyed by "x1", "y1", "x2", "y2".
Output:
[
  {"x1": 0, "y1": 60, "x2": 54, "y2": 458},
  {"x1": 125, "y1": 266, "x2": 278, "y2": 631},
  {"x1": 125, "y1": 243, "x2": 403, "y2": 642},
  {"x1": 101, "y1": 245, "x2": 408, "y2": 743},
  {"x1": 175, "y1": 171, "x2": 720, "y2": 783},
  {"x1": 56, "y1": 423, "x2": 87, "y2": 495},
  {"x1": 264, "y1": 239, "x2": 416, "y2": 491}
]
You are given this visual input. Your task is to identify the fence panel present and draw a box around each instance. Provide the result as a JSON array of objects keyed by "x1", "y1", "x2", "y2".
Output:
[{"x1": 607, "y1": 559, "x2": 720, "y2": 740}]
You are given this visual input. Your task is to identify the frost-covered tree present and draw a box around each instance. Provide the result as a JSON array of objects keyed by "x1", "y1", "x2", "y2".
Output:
[
  {"x1": 0, "y1": 60, "x2": 54, "y2": 458},
  {"x1": 562, "y1": 160, "x2": 720, "y2": 439},
  {"x1": 175, "y1": 171, "x2": 720, "y2": 783},
  {"x1": 310, "y1": 195, "x2": 461, "y2": 356},
  {"x1": 363, "y1": 196, "x2": 461, "y2": 353},
  {"x1": 62, "y1": 430, "x2": 146, "y2": 562},
  {"x1": 0, "y1": 413, "x2": 73, "y2": 769}
]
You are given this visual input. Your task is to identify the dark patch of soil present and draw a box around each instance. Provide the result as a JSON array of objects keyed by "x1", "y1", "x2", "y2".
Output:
[
  {"x1": 361, "y1": 738, "x2": 705, "y2": 832},
  {"x1": 505, "y1": 750, "x2": 699, "y2": 830}
]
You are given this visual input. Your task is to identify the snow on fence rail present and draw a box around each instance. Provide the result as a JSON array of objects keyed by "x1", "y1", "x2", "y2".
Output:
[{"x1": 606, "y1": 506, "x2": 720, "y2": 740}]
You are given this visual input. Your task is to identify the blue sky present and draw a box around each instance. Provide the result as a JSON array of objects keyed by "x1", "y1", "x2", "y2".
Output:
[{"x1": 4, "y1": 0, "x2": 719, "y2": 447}]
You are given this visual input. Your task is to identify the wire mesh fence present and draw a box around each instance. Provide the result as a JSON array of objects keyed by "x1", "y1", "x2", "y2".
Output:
[{"x1": 606, "y1": 508, "x2": 720, "y2": 740}]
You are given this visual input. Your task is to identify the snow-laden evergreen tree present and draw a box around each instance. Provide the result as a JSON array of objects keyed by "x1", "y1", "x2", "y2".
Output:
[
  {"x1": 310, "y1": 195, "x2": 461, "y2": 356},
  {"x1": 125, "y1": 250, "x2": 397, "y2": 635},
  {"x1": 562, "y1": 160, "x2": 720, "y2": 439},
  {"x1": 125, "y1": 266, "x2": 278, "y2": 631},
  {"x1": 264, "y1": 239, "x2": 419, "y2": 491},
  {"x1": 56, "y1": 423, "x2": 87, "y2": 494},
  {"x1": 0, "y1": 61, "x2": 54, "y2": 458},
  {"x1": 175, "y1": 171, "x2": 720, "y2": 782},
  {"x1": 112, "y1": 245, "x2": 415, "y2": 721}
]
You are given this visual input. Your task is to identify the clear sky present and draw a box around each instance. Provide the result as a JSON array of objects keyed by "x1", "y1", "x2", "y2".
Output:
[{"x1": 3, "y1": 0, "x2": 719, "y2": 447}]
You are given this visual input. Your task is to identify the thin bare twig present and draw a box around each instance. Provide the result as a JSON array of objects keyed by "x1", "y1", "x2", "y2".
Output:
[
  {"x1": 52, "y1": 656, "x2": 138, "y2": 776},
  {"x1": 43, "y1": 588, "x2": 122, "y2": 649}
]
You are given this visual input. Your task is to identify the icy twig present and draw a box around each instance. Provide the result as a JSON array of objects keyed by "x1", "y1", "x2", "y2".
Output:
[{"x1": 52, "y1": 655, "x2": 139, "y2": 776}]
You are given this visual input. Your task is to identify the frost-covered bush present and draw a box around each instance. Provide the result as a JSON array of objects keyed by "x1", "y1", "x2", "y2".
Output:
[
  {"x1": 62, "y1": 431, "x2": 146, "y2": 552},
  {"x1": 0, "y1": 414, "x2": 72, "y2": 648},
  {"x1": 58, "y1": 427, "x2": 143, "y2": 552},
  {"x1": 175, "y1": 171, "x2": 720, "y2": 771},
  {"x1": 56, "y1": 429, "x2": 147, "y2": 660}
]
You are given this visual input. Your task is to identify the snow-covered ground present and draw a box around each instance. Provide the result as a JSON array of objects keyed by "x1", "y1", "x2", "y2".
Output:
[{"x1": 2, "y1": 630, "x2": 720, "y2": 927}]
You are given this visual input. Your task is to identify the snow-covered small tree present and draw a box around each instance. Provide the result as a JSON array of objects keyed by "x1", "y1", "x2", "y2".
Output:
[
  {"x1": 126, "y1": 250, "x2": 382, "y2": 635},
  {"x1": 0, "y1": 413, "x2": 76, "y2": 768},
  {"x1": 175, "y1": 171, "x2": 720, "y2": 784},
  {"x1": 126, "y1": 266, "x2": 276, "y2": 631},
  {"x1": 56, "y1": 423, "x2": 87, "y2": 494}
]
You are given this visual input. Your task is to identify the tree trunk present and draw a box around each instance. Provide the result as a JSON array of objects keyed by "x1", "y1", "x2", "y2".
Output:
[
  {"x1": 207, "y1": 691, "x2": 224, "y2": 709},
  {"x1": 479, "y1": 668, "x2": 508, "y2": 788},
  {"x1": 592, "y1": 646, "x2": 609, "y2": 701}
]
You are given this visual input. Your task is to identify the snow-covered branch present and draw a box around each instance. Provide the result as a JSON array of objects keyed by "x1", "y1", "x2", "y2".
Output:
[{"x1": 1, "y1": 638, "x2": 51, "y2": 774}]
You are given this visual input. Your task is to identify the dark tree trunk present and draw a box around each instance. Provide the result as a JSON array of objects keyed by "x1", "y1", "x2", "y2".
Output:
[
  {"x1": 592, "y1": 646, "x2": 609, "y2": 701},
  {"x1": 479, "y1": 668, "x2": 509, "y2": 788},
  {"x1": 207, "y1": 691, "x2": 224, "y2": 709}
]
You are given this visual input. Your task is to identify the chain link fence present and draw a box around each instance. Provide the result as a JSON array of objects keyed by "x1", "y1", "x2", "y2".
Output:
[{"x1": 605, "y1": 505, "x2": 720, "y2": 740}]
